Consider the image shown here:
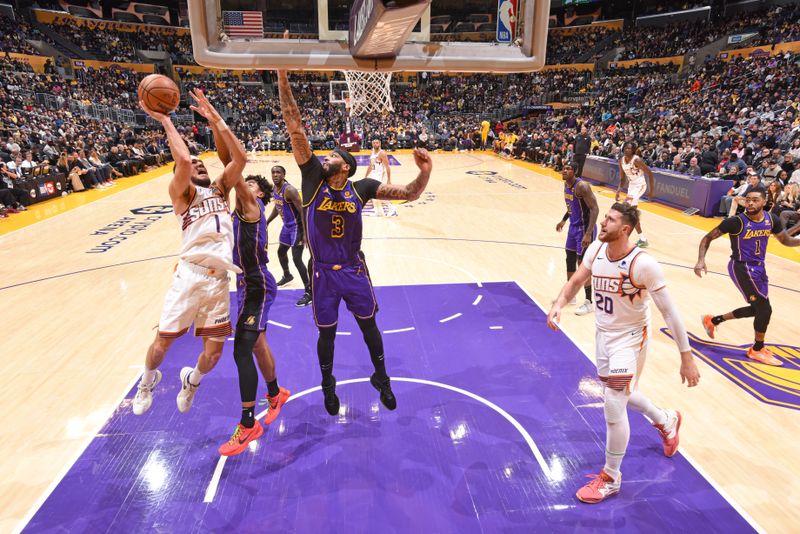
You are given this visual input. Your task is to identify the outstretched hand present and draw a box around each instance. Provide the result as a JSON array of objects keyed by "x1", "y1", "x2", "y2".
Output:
[
  {"x1": 413, "y1": 147, "x2": 432, "y2": 174},
  {"x1": 139, "y1": 100, "x2": 169, "y2": 124},
  {"x1": 188, "y1": 89, "x2": 222, "y2": 123}
]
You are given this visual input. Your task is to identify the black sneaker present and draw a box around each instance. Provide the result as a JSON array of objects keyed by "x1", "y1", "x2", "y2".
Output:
[
  {"x1": 295, "y1": 291, "x2": 312, "y2": 307},
  {"x1": 370, "y1": 373, "x2": 397, "y2": 410},
  {"x1": 322, "y1": 375, "x2": 340, "y2": 416},
  {"x1": 276, "y1": 274, "x2": 294, "y2": 287}
]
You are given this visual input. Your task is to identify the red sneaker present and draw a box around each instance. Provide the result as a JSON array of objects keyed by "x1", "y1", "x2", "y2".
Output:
[
  {"x1": 262, "y1": 387, "x2": 291, "y2": 425},
  {"x1": 576, "y1": 470, "x2": 621, "y2": 504},
  {"x1": 218, "y1": 421, "x2": 264, "y2": 457},
  {"x1": 701, "y1": 315, "x2": 716, "y2": 339},
  {"x1": 747, "y1": 346, "x2": 782, "y2": 366},
  {"x1": 654, "y1": 410, "x2": 681, "y2": 457}
]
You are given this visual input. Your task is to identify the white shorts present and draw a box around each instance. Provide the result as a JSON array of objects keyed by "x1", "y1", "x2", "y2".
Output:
[
  {"x1": 595, "y1": 324, "x2": 649, "y2": 393},
  {"x1": 625, "y1": 181, "x2": 647, "y2": 206},
  {"x1": 158, "y1": 260, "x2": 232, "y2": 341}
]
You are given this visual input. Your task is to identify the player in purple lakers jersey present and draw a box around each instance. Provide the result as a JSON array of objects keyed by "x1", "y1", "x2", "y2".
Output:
[
  {"x1": 695, "y1": 186, "x2": 800, "y2": 366},
  {"x1": 266, "y1": 165, "x2": 311, "y2": 306},
  {"x1": 556, "y1": 162, "x2": 598, "y2": 316},
  {"x1": 278, "y1": 65, "x2": 432, "y2": 415}
]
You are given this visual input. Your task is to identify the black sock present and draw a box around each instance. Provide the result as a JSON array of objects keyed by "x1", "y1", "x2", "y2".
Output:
[
  {"x1": 584, "y1": 285, "x2": 592, "y2": 302},
  {"x1": 267, "y1": 379, "x2": 279, "y2": 398},
  {"x1": 711, "y1": 315, "x2": 725, "y2": 325},
  {"x1": 753, "y1": 340, "x2": 764, "y2": 351},
  {"x1": 241, "y1": 406, "x2": 255, "y2": 428}
]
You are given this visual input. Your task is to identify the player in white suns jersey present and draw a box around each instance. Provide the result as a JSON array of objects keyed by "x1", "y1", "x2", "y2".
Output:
[
  {"x1": 364, "y1": 138, "x2": 396, "y2": 216},
  {"x1": 132, "y1": 89, "x2": 248, "y2": 417},
  {"x1": 548, "y1": 202, "x2": 700, "y2": 504},
  {"x1": 616, "y1": 142, "x2": 655, "y2": 248}
]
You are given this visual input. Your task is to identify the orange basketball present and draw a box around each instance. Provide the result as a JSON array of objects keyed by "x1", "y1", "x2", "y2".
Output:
[{"x1": 138, "y1": 74, "x2": 180, "y2": 114}]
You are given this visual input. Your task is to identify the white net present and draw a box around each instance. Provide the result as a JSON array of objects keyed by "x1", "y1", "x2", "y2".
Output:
[{"x1": 342, "y1": 71, "x2": 393, "y2": 116}]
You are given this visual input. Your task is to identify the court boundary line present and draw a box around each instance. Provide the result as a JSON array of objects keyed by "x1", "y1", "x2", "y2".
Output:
[
  {"x1": 512, "y1": 280, "x2": 765, "y2": 534},
  {"x1": 12, "y1": 372, "x2": 143, "y2": 534},
  {"x1": 203, "y1": 376, "x2": 555, "y2": 504}
]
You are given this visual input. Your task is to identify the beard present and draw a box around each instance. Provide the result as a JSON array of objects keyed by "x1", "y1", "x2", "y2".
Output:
[
  {"x1": 191, "y1": 175, "x2": 211, "y2": 188},
  {"x1": 321, "y1": 160, "x2": 342, "y2": 179},
  {"x1": 598, "y1": 228, "x2": 620, "y2": 243}
]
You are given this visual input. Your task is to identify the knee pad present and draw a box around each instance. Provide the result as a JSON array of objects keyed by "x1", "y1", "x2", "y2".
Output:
[
  {"x1": 753, "y1": 297, "x2": 772, "y2": 332},
  {"x1": 603, "y1": 386, "x2": 630, "y2": 424},
  {"x1": 565, "y1": 249, "x2": 578, "y2": 273}
]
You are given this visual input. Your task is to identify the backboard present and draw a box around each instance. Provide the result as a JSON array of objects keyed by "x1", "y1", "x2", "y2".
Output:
[{"x1": 187, "y1": 0, "x2": 550, "y2": 73}]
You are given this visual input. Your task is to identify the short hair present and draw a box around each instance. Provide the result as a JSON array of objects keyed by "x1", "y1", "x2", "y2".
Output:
[
  {"x1": 246, "y1": 174, "x2": 273, "y2": 200},
  {"x1": 610, "y1": 202, "x2": 640, "y2": 231},
  {"x1": 747, "y1": 186, "x2": 767, "y2": 198},
  {"x1": 271, "y1": 165, "x2": 286, "y2": 175},
  {"x1": 622, "y1": 141, "x2": 636, "y2": 152}
]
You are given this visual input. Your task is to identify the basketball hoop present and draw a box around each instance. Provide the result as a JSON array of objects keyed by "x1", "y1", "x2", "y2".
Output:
[{"x1": 342, "y1": 71, "x2": 393, "y2": 116}]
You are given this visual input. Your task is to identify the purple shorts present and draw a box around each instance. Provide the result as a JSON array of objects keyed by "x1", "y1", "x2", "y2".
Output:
[
  {"x1": 566, "y1": 223, "x2": 596, "y2": 257},
  {"x1": 279, "y1": 224, "x2": 301, "y2": 247},
  {"x1": 728, "y1": 259, "x2": 769, "y2": 302},
  {"x1": 310, "y1": 257, "x2": 378, "y2": 327},
  {"x1": 235, "y1": 269, "x2": 278, "y2": 331}
]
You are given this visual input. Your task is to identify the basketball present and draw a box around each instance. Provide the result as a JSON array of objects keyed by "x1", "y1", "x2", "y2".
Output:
[{"x1": 138, "y1": 74, "x2": 179, "y2": 114}]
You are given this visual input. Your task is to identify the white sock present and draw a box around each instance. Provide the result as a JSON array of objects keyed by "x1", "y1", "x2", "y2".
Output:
[
  {"x1": 628, "y1": 390, "x2": 667, "y2": 426},
  {"x1": 604, "y1": 418, "x2": 629, "y2": 481},
  {"x1": 189, "y1": 366, "x2": 206, "y2": 386},
  {"x1": 142, "y1": 368, "x2": 157, "y2": 385}
]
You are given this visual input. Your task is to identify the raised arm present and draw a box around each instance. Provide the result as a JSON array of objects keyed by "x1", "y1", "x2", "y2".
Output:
[
  {"x1": 188, "y1": 89, "x2": 246, "y2": 195},
  {"x1": 277, "y1": 70, "x2": 312, "y2": 166},
  {"x1": 140, "y1": 100, "x2": 192, "y2": 212},
  {"x1": 374, "y1": 147, "x2": 431, "y2": 201}
]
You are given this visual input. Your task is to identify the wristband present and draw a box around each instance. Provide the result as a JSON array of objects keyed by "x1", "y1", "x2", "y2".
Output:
[{"x1": 561, "y1": 214, "x2": 569, "y2": 222}]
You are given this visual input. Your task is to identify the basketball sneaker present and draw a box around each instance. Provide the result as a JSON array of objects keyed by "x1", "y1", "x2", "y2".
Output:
[
  {"x1": 636, "y1": 238, "x2": 649, "y2": 248},
  {"x1": 370, "y1": 373, "x2": 397, "y2": 410},
  {"x1": 701, "y1": 315, "x2": 716, "y2": 339},
  {"x1": 653, "y1": 409, "x2": 681, "y2": 457},
  {"x1": 276, "y1": 274, "x2": 294, "y2": 287},
  {"x1": 176, "y1": 367, "x2": 200, "y2": 413},
  {"x1": 322, "y1": 375, "x2": 340, "y2": 416},
  {"x1": 218, "y1": 421, "x2": 264, "y2": 457},
  {"x1": 295, "y1": 290, "x2": 312, "y2": 307},
  {"x1": 576, "y1": 470, "x2": 621, "y2": 503},
  {"x1": 575, "y1": 300, "x2": 594, "y2": 316},
  {"x1": 262, "y1": 387, "x2": 291, "y2": 425},
  {"x1": 747, "y1": 346, "x2": 783, "y2": 366},
  {"x1": 132, "y1": 370, "x2": 162, "y2": 415}
]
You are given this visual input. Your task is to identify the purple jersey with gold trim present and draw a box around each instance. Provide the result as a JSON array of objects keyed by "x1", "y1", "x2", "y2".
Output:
[
  {"x1": 721, "y1": 212, "x2": 782, "y2": 265},
  {"x1": 232, "y1": 199, "x2": 270, "y2": 276},
  {"x1": 273, "y1": 182, "x2": 299, "y2": 228},
  {"x1": 565, "y1": 178, "x2": 590, "y2": 229}
]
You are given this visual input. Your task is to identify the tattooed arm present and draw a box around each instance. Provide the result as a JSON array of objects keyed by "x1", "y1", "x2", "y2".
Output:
[
  {"x1": 277, "y1": 70, "x2": 312, "y2": 166},
  {"x1": 374, "y1": 147, "x2": 432, "y2": 201}
]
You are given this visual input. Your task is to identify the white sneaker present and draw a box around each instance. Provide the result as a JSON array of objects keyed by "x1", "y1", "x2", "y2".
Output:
[
  {"x1": 132, "y1": 370, "x2": 162, "y2": 415},
  {"x1": 176, "y1": 367, "x2": 200, "y2": 413},
  {"x1": 575, "y1": 300, "x2": 594, "y2": 316}
]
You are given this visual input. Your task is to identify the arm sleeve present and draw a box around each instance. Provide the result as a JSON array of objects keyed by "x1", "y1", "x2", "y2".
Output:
[
  {"x1": 717, "y1": 216, "x2": 742, "y2": 235},
  {"x1": 770, "y1": 211, "x2": 784, "y2": 234},
  {"x1": 299, "y1": 156, "x2": 323, "y2": 207},
  {"x1": 354, "y1": 178, "x2": 382, "y2": 203},
  {"x1": 580, "y1": 240, "x2": 602, "y2": 270},
  {"x1": 650, "y1": 288, "x2": 691, "y2": 353}
]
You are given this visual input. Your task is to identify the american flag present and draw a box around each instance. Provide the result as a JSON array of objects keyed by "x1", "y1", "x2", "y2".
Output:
[{"x1": 222, "y1": 11, "x2": 264, "y2": 38}]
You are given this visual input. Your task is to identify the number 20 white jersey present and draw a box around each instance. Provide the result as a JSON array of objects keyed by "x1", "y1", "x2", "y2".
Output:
[{"x1": 582, "y1": 240, "x2": 666, "y2": 332}]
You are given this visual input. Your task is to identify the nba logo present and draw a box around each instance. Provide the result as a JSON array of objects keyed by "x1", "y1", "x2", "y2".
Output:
[{"x1": 496, "y1": 0, "x2": 517, "y2": 43}]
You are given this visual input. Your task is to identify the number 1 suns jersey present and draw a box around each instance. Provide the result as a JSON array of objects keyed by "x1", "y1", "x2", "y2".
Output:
[
  {"x1": 178, "y1": 184, "x2": 239, "y2": 272},
  {"x1": 582, "y1": 240, "x2": 666, "y2": 332}
]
